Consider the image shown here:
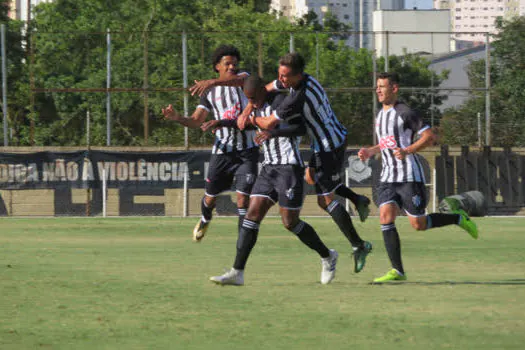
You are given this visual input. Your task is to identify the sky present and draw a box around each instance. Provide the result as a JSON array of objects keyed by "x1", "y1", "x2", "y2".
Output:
[{"x1": 405, "y1": 0, "x2": 434, "y2": 9}]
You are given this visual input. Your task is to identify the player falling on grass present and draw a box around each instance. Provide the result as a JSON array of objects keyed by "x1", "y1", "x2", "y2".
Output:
[
  {"x1": 358, "y1": 72, "x2": 479, "y2": 283},
  {"x1": 238, "y1": 52, "x2": 372, "y2": 274},
  {"x1": 162, "y1": 45, "x2": 257, "y2": 242},
  {"x1": 210, "y1": 75, "x2": 338, "y2": 286}
]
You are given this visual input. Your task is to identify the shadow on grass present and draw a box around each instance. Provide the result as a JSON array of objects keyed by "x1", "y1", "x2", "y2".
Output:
[{"x1": 369, "y1": 279, "x2": 525, "y2": 286}]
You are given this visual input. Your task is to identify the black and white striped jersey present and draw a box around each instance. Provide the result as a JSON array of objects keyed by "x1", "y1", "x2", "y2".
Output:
[
  {"x1": 375, "y1": 102, "x2": 430, "y2": 183},
  {"x1": 253, "y1": 97, "x2": 304, "y2": 167},
  {"x1": 272, "y1": 74, "x2": 347, "y2": 153},
  {"x1": 198, "y1": 84, "x2": 257, "y2": 155}
]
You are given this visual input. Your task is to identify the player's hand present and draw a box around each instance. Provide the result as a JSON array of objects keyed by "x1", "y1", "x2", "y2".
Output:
[
  {"x1": 393, "y1": 148, "x2": 408, "y2": 160},
  {"x1": 201, "y1": 120, "x2": 221, "y2": 133},
  {"x1": 255, "y1": 131, "x2": 271, "y2": 145},
  {"x1": 189, "y1": 79, "x2": 215, "y2": 96},
  {"x1": 358, "y1": 148, "x2": 372, "y2": 161},
  {"x1": 162, "y1": 104, "x2": 182, "y2": 121},
  {"x1": 237, "y1": 113, "x2": 251, "y2": 130},
  {"x1": 304, "y1": 167, "x2": 316, "y2": 185},
  {"x1": 237, "y1": 104, "x2": 254, "y2": 130}
]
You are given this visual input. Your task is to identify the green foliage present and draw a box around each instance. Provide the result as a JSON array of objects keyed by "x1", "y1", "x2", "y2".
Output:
[
  {"x1": 0, "y1": 3, "x2": 28, "y2": 145},
  {"x1": 5, "y1": 0, "x2": 442, "y2": 146}
]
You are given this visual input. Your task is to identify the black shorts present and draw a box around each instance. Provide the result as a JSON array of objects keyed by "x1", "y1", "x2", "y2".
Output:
[
  {"x1": 205, "y1": 147, "x2": 259, "y2": 196},
  {"x1": 308, "y1": 144, "x2": 346, "y2": 195},
  {"x1": 251, "y1": 165, "x2": 304, "y2": 209},
  {"x1": 377, "y1": 182, "x2": 428, "y2": 216}
]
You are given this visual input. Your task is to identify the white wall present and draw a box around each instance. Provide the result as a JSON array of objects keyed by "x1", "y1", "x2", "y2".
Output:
[{"x1": 373, "y1": 10, "x2": 451, "y2": 56}]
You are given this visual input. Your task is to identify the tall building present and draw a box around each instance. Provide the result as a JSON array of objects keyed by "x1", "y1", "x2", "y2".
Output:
[
  {"x1": 270, "y1": 0, "x2": 405, "y2": 49},
  {"x1": 374, "y1": 9, "x2": 451, "y2": 57},
  {"x1": 434, "y1": 0, "x2": 525, "y2": 48},
  {"x1": 7, "y1": 0, "x2": 53, "y2": 21}
]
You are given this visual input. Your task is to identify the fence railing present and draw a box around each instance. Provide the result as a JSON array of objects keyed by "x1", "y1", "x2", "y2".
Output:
[{"x1": 0, "y1": 29, "x2": 493, "y2": 148}]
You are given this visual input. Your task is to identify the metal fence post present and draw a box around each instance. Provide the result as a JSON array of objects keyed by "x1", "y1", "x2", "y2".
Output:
[
  {"x1": 385, "y1": 31, "x2": 389, "y2": 72},
  {"x1": 485, "y1": 32, "x2": 491, "y2": 146},
  {"x1": 106, "y1": 28, "x2": 111, "y2": 146},
  {"x1": 372, "y1": 48, "x2": 377, "y2": 145},
  {"x1": 143, "y1": 30, "x2": 149, "y2": 145},
  {"x1": 1, "y1": 24, "x2": 8, "y2": 146},
  {"x1": 315, "y1": 32, "x2": 319, "y2": 78},
  {"x1": 182, "y1": 31, "x2": 189, "y2": 150},
  {"x1": 289, "y1": 32, "x2": 294, "y2": 53}
]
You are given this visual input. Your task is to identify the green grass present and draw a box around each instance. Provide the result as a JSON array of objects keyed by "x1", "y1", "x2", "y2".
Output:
[{"x1": 1, "y1": 216, "x2": 524, "y2": 350}]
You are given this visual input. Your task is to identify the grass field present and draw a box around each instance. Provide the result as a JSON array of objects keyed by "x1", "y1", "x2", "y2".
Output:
[{"x1": 1, "y1": 216, "x2": 524, "y2": 349}]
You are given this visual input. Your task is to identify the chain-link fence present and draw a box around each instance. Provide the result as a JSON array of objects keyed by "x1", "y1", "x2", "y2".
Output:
[{"x1": 0, "y1": 29, "x2": 493, "y2": 148}]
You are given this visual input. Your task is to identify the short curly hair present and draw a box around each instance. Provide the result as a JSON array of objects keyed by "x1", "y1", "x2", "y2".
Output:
[{"x1": 212, "y1": 45, "x2": 241, "y2": 72}]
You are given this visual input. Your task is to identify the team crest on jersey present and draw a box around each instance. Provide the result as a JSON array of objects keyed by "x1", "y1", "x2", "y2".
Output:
[
  {"x1": 286, "y1": 188, "x2": 294, "y2": 200},
  {"x1": 412, "y1": 194, "x2": 422, "y2": 208},
  {"x1": 246, "y1": 173, "x2": 255, "y2": 185}
]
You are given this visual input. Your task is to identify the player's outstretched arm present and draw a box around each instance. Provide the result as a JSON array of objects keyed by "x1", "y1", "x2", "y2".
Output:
[
  {"x1": 190, "y1": 73, "x2": 249, "y2": 96},
  {"x1": 358, "y1": 145, "x2": 381, "y2": 161},
  {"x1": 253, "y1": 113, "x2": 280, "y2": 130},
  {"x1": 162, "y1": 105, "x2": 207, "y2": 129}
]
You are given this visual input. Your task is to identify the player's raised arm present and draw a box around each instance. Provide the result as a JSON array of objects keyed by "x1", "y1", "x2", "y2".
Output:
[
  {"x1": 162, "y1": 104, "x2": 208, "y2": 129},
  {"x1": 190, "y1": 72, "x2": 249, "y2": 96}
]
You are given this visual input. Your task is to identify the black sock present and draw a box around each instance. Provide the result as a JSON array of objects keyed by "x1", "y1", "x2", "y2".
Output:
[
  {"x1": 233, "y1": 219, "x2": 259, "y2": 270},
  {"x1": 426, "y1": 213, "x2": 461, "y2": 229},
  {"x1": 326, "y1": 200, "x2": 364, "y2": 248},
  {"x1": 290, "y1": 220, "x2": 330, "y2": 258},
  {"x1": 381, "y1": 223, "x2": 404, "y2": 275},
  {"x1": 201, "y1": 197, "x2": 214, "y2": 222},
  {"x1": 237, "y1": 207, "x2": 247, "y2": 232},
  {"x1": 335, "y1": 185, "x2": 360, "y2": 205}
]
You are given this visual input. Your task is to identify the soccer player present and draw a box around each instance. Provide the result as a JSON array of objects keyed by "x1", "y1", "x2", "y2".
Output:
[
  {"x1": 358, "y1": 72, "x2": 478, "y2": 283},
  {"x1": 162, "y1": 45, "x2": 257, "y2": 242},
  {"x1": 238, "y1": 52, "x2": 372, "y2": 274},
  {"x1": 210, "y1": 75, "x2": 338, "y2": 286}
]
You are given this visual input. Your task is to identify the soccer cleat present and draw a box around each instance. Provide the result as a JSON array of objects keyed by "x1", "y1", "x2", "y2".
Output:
[
  {"x1": 454, "y1": 209, "x2": 478, "y2": 239},
  {"x1": 320, "y1": 249, "x2": 338, "y2": 284},
  {"x1": 373, "y1": 269, "x2": 407, "y2": 283},
  {"x1": 353, "y1": 241, "x2": 373, "y2": 273},
  {"x1": 210, "y1": 268, "x2": 244, "y2": 286},
  {"x1": 355, "y1": 195, "x2": 371, "y2": 222},
  {"x1": 193, "y1": 219, "x2": 210, "y2": 242}
]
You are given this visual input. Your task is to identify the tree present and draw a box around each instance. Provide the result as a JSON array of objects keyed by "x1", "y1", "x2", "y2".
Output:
[
  {"x1": 0, "y1": 2, "x2": 27, "y2": 145},
  {"x1": 441, "y1": 16, "x2": 525, "y2": 147},
  {"x1": 26, "y1": 0, "x2": 446, "y2": 147}
]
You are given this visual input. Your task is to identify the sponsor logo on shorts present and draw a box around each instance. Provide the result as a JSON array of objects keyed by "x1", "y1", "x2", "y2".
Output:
[
  {"x1": 286, "y1": 188, "x2": 294, "y2": 200},
  {"x1": 331, "y1": 173, "x2": 340, "y2": 181},
  {"x1": 412, "y1": 194, "x2": 422, "y2": 208},
  {"x1": 246, "y1": 173, "x2": 255, "y2": 184}
]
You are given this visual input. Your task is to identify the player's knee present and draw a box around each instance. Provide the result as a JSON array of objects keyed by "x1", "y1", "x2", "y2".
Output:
[
  {"x1": 379, "y1": 212, "x2": 393, "y2": 225},
  {"x1": 282, "y1": 216, "x2": 300, "y2": 231},
  {"x1": 317, "y1": 196, "x2": 329, "y2": 210},
  {"x1": 411, "y1": 220, "x2": 427, "y2": 231}
]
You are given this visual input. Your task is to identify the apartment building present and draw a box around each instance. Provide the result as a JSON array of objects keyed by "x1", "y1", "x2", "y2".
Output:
[
  {"x1": 270, "y1": 0, "x2": 405, "y2": 49},
  {"x1": 7, "y1": 0, "x2": 53, "y2": 21},
  {"x1": 434, "y1": 0, "x2": 525, "y2": 46}
]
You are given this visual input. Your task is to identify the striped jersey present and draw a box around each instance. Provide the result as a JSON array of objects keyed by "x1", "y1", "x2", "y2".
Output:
[
  {"x1": 273, "y1": 74, "x2": 347, "y2": 153},
  {"x1": 253, "y1": 95, "x2": 304, "y2": 166},
  {"x1": 198, "y1": 82, "x2": 257, "y2": 155},
  {"x1": 375, "y1": 101, "x2": 430, "y2": 183}
]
